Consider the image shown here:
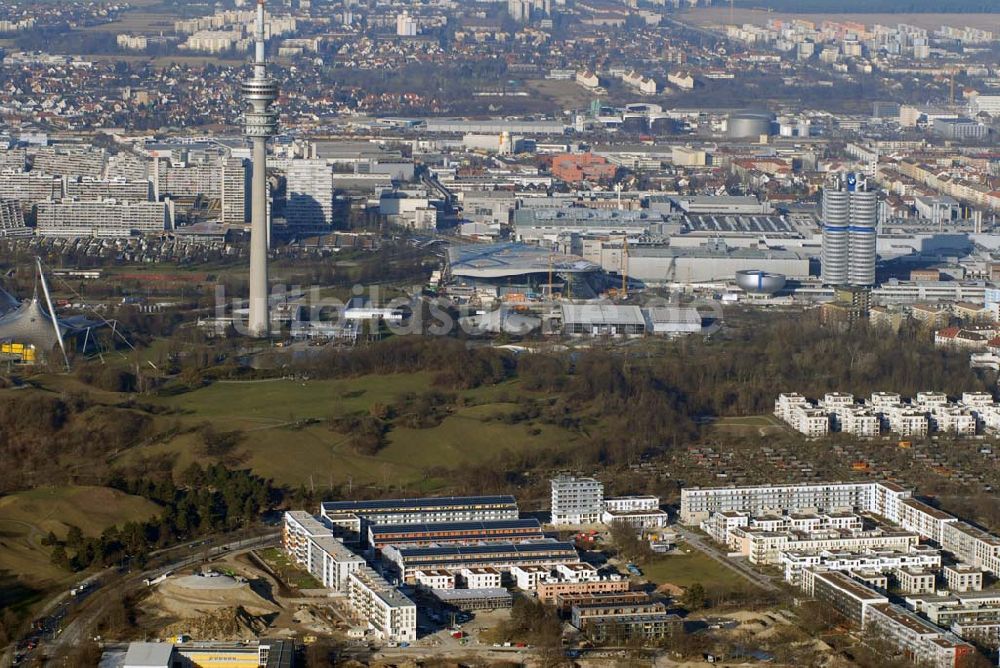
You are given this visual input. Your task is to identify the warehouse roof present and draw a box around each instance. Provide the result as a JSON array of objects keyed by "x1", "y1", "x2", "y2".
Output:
[
  {"x1": 123, "y1": 642, "x2": 173, "y2": 668},
  {"x1": 561, "y1": 304, "x2": 645, "y2": 326}
]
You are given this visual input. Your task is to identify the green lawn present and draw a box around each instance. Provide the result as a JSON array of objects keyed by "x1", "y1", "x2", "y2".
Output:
[
  {"x1": 642, "y1": 543, "x2": 751, "y2": 590},
  {"x1": 256, "y1": 547, "x2": 321, "y2": 589}
]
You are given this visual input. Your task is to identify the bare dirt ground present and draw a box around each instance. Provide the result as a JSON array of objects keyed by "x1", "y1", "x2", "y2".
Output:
[
  {"x1": 682, "y1": 7, "x2": 1000, "y2": 34},
  {"x1": 136, "y1": 552, "x2": 350, "y2": 642}
]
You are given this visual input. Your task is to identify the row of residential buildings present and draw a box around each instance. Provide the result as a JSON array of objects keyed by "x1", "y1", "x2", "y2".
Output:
[
  {"x1": 682, "y1": 480, "x2": 1000, "y2": 655},
  {"x1": 774, "y1": 391, "x2": 998, "y2": 438},
  {"x1": 283, "y1": 491, "x2": 679, "y2": 644}
]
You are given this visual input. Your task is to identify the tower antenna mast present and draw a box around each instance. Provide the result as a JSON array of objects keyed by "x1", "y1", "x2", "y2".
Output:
[{"x1": 243, "y1": 0, "x2": 279, "y2": 337}]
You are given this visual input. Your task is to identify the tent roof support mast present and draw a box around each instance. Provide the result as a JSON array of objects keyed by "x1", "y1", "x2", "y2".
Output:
[{"x1": 36, "y1": 256, "x2": 69, "y2": 371}]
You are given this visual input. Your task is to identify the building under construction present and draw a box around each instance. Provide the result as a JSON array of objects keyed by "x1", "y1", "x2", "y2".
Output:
[{"x1": 445, "y1": 242, "x2": 603, "y2": 300}]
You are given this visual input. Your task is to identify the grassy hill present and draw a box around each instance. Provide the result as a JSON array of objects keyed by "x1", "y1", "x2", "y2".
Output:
[
  {"x1": 114, "y1": 373, "x2": 584, "y2": 491},
  {"x1": 0, "y1": 486, "x2": 162, "y2": 610}
]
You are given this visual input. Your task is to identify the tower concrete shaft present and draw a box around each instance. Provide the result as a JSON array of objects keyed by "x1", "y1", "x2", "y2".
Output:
[{"x1": 242, "y1": 0, "x2": 278, "y2": 337}]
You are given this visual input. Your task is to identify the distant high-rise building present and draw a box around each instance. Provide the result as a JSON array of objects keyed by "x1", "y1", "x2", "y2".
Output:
[
  {"x1": 221, "y1": 157, "x2": 249, "y2": 224},
  {"x1": 286, "y1": 159, "x2": 334, "y2": 229},
  {"x1": 395, "y1": 11, "x2": 418, "y2": 36},
  {"x1": 821, "y1": 173, "x2": 877, "y2": 286}
]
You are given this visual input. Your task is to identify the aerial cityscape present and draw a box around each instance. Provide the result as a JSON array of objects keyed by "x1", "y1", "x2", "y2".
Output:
[{"x1": 1, "y1": 0, "x2": 1000, "y2": 666}]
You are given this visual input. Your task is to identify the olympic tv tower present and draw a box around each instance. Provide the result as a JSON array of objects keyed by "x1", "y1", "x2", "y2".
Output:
[{"x1": 242, "y1": 0, "x2": 278, "y2": 337}]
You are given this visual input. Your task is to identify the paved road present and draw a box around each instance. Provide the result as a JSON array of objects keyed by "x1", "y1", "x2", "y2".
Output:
[
  {"x1": 673, "y1": 525, "x2": 782, "y2": 593},
  {"x1": 4, "y1": 531, "x2": 278, "y2": 668}
]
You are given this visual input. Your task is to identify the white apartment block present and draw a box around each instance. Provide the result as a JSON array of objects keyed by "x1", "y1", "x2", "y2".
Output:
[
  {"x1": 704, "y1": 511, "x2": 864, "y2": 549},
  {"x1": 510, "y1": 565, "x2": 550, "y2": 590},
  {"x1": 283, "y1": 511, "x2": 365, "y2": 591},
  {"x1": 0, "y1": 199, "x2": 28, "y2": 234},
  {"x1": 895, "y1": 567, "x2": 936, "y2": 594},
  {"x1": 64, "y1": 177, "x2": 151, "y2": 202},
  {"x1": 221, "y1": 158, "x2": 249, "y2": 224},
  {"x1": 884, "y1": 407, "x2": 929, "y2": 437},
  {"x1": 551, "y1": 476, "x2": 604, "y2": 525},
  {"x1": 552, "y1": 562, "x2": 601, "y2": 582},
  {"x1": 781, "y1": 548, "x2": 941, "y2": 585},
  {"x1": 603, "y1": 496, "x2": 659, "y2": 512},
  {"x1": 821, "y1": 392, "x2": 854, "y2": 409},
  {"x1": 348, "y1": 566, "x2": 417, "y2": 643},
  {"x1": 837, "y1": 407, "x2": 881, "y2": 438},
  {"x1": 413, "y1": 569, "x2": 455, "y2": 589},
  {"x1": 943, "y1": 564, "x2": 983, "y2": 592},
  {"x1": 730, "y1": 527, "x2": 920, "y2": 565},
  {"x1": 915, "y1": 391, "x2": 949, "y2": 408},
  {"x1": 930, "y1": 408, "x2": 976, "y2": 435},
  {"x1": 960, "y1": 392, "x2": 994, "y2": 407},
  {"x1": 602, "y1": 495, "x2": 667, "y2": 529},
  {"x1": 36, "y1": 199, "x2": 173, "y2": 237},
  {"x1": 774, "y1": 392, "x2": 809, "y2": 422},
  {"x1": 897, "y1": 498, "x2": 958, "y2": 544},
  {"x1": 680, "y1": 481, "x2": 878, "y2": 525},
  {"x1": 869, "y1": 391, "x2": 902, "y2": 410},
  {"x1": 941, "y1": 521, "x2": 1000, "y2": 573},
  {"x1": 865, "y1": 603, "x2": 973, "y2": 668},
  {"x1": 794, "y1": 408, "x2": 830, "y2": 437},
  {"x1": 0, "y1": 171, "x2": 64, "y2": 203},
  {"x1": 286, "y1": 159, "x2": 335, "y2": 229},
  {"x1": 458, "y1": 567, "x2": 502, "y2": 589}
]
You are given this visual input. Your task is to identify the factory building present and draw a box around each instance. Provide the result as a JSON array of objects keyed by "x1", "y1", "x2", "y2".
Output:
[
  {"x1": 622, "y1": 244, "x2": 810, "y2": 285},
  {"x1": 117, "y1": 639, "x2": 294, "y2": 668}
]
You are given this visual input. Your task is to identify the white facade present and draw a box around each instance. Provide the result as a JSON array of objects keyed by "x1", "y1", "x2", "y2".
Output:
[
  {"x1": 780, "y1": 548, "x2": 941, "y2": 585},
  {"x1": 413, "y1": 569, "x2": 455, "y2": 590},
  {"x1": 286, "y1": 159, "x2": 334, "y2": 229},
  {"x1": 680, "y1": 481, "x2": 879, "y2": 525},
  {"x1": 348, "y1": 566, "x2": 417, "y2": 643},
  {"x1": 551, "y1": 476, "x2": 604, "y2": 525},
  {"x1": 36, "y1": 199, "x2": 173, "y2": 237},
  {"x1": 943, "y1": 564, "x2": 984, "y2": 593},
  {"x1": 283, "y1": 511, "x2": 365, "y2": 591},
  {"x1": 459, "y1": 567, "x2": 502, "y2": 589},
  {"x1": 511, "y1": 565, "x2": 549, "y2": 591}
]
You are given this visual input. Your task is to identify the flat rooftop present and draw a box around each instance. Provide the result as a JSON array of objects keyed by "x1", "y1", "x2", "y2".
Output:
[
  {"x1": 321, "y1": 495, "x2": 517, "y2": 513},
  {"x1": 369, "y1": 519, "x2": 541, "y2": 536}
]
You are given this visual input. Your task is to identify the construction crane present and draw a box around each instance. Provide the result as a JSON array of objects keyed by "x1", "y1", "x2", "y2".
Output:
[
  {"x1": 621, "y1": 237, "x2": 629, "y2": 298},
  {"x1": 548, "y1": 252, "x2": 554, "y2": 301}
]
